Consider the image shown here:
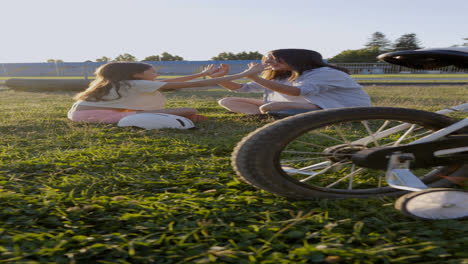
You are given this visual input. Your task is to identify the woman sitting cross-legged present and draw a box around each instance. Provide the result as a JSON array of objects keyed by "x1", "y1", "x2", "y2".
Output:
[{"x1": 212, "y1": 49, "x2": 371, "y2": 118}]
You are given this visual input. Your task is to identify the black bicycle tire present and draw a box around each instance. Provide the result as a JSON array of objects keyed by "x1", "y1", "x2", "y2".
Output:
[{"x1": 232, "y1": 107, "x2": 466, "y2": 199}]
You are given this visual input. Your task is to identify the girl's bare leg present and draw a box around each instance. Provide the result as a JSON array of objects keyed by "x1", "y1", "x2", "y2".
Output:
[
  {"x1": 218, "y1": 97, "x2": 264, "y2": 114},
  {"x1": 259, "y1": 102, "x2": 321, "y2": 114},
  {"x1": 139, "y1": 107, "x2": 198, "y2": 117}
]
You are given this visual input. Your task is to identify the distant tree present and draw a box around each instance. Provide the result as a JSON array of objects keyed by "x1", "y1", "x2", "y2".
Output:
[
  {"x1": 160, "y1": 52, "x2": 183, "y2": 61},
  {"x1": 463, "y1": 37, "x2": 468, "y2": 46},
  {"x1": 46, "y1": 59, "x2": 63, "y2": 63},
  {"x1": 142, "y1": 52, "x2": 183, "y2": 61},
  {"x1": 392, "y1": 33, "x2": 423, "y2": 51},
  {"x1": 365, "y1": 31, "x2": 391, "y2": 52},
  {"x1": 327, "y1": 47, "x2": 381, "y2": 63},
  {"x1": 211, "y1": 51, "x2": 263, "y2": 60},
  {"x1": 143, "y1": 55, "x2": 161, "y2": 61},
  {"x1": 114, "y1": 53, "x2": 137, "y2": 61},
  {"x1": 96, "y1": 56, "x2": 111, "y2": 62},
  {"x1": 211, "y1": 52, "x2": 236, "y2": 60}
]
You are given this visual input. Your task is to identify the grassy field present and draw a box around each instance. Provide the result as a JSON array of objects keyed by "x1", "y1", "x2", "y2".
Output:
[{"x1": 1, "y1": 86, "x2": 467, "y2": 263}]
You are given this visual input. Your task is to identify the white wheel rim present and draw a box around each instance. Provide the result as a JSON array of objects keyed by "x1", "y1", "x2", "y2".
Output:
[{"x1": 405, "y1": 190, "x2": 468, "y2": 219}]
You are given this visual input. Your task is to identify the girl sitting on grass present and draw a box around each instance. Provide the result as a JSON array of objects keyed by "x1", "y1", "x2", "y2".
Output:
[{"x1": 68, "y1": 62, "x2": 262, "y2": 124}]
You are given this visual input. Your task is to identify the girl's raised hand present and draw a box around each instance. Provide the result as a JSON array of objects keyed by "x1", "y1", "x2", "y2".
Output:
[
  {"x1": 209, "y1": 64, "x2": 230, "y2": 78},
  {"x1": 200, "y1": 64, "x2": 217, "y2": 76}
]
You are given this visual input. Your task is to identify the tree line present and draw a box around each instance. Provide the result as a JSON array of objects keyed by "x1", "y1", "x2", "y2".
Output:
[
  {"x1": 328, "y1": 33, "x2": 467, "y2": 63},
  {"x1": 328, "y1": 32, "x2": 420, "y2": 63},
  {"x1": 46, "y1": 51, "x2": 263, "y2": 63},
  {"x1": 46, "y1": 35, "x2": 467, "y2": 63},
  {"x1": 89, "y1": 51, "x2": 263, "y2": 63}
]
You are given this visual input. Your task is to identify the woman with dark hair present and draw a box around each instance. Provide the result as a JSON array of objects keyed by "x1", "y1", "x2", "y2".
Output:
[{"x1": 214, "y1": 49, "x2": 371, "y2": 116}]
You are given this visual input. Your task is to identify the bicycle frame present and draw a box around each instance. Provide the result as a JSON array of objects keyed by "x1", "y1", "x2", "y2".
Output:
[{"x1": 383, "y1": 103, "x2": 468, "y2": 192}]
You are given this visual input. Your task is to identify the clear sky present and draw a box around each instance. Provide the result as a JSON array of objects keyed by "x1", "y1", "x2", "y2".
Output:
[{"x1": 1, "y1": 0, "x2": 467, "y2": 63}]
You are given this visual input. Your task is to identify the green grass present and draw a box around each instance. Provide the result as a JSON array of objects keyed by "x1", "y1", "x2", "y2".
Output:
[{"x1": 0, "y1": 86, "x2": 467, "y2": 263}]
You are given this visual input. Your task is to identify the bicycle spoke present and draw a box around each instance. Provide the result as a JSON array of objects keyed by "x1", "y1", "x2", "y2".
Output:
[
  {"x1": 326, "y1": 168, "x2": 365, "y2": 188},
  {"x1": 353, "y1": 122, "x2": 412, "y2": 145},
  {"x1": 292, "y1": 140, "x2": 328, "y2": 149},
  {"x1": 378, "y1": 171, "x2": 383, "y2": 188},
  {"x1": 335, "y1": 125, "x2": 351, "y2": 144},
  {"x1": 298, "y1": 161, "x2": 333, "y2": 171},
  {"x1": 375, "y1": 120, "x2": 391, "y2": 134},
  {"x1": 361, "y1": 121, "x2": 380, "y2": 146},
  {"x1": 348, "y1": 164, "x2": 356, "y2": 190},
  {"x1": 282, "y1": 167, "x2": 320, "y2": 176},
  {"x1": 299, "y1": 161, "x2": 352, "y2": 182},
  {"x1": 381, "y1": 129, "x2": 432, "y2": 147},
  {"x1": 282, "y1": 162, "x2": 333, "y2": 175},
  {"x1": 282, "y1": 150, "x2": 328, "y2": 155},
  {"x1": 393, "y1": 124, "x2": 416, "y2": 146},
  {"x1": 280, "y1": 157, "x2": 327, "y2": 163},
  {"x1": 310, "y1": 131, "x2": 345, "y2": 144}
]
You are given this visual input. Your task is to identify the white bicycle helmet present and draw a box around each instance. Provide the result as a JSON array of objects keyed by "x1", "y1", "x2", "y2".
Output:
[{"x1": 117, "y1": 113, "x2": 195, "y2": 130}]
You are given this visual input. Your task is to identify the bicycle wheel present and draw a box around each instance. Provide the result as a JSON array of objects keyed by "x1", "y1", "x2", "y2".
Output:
[
  {"x1": 394, "y1": 188, "x2": 468, "y2": 220},
  {"x1": 232, "y1": 107, "x2": 467, "y2": 199}
]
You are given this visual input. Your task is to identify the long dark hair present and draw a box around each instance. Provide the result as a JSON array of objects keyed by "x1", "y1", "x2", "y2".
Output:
[
  {"x1": 74, "y1": 62, "x2": 153, "y2": 101},
  {"x1": 261, "y1": 49, "x2": 350, "y2": 81}
]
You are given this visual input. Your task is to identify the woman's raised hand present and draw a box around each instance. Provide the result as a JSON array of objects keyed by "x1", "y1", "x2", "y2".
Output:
[
  {"x1": 242, "y1": 62, "x2": 264, "y2": 77},
  {"x1": 209, "y1": 64, "x2": 230, "y2": 78}
]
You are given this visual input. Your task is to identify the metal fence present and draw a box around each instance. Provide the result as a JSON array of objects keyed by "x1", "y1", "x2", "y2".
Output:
[
  {"x1": 0, "y1": 61, "x2": 258, "y2": 78},
  {"x1": 1, "y1": 61, "x2": 466, "y2": 78}
]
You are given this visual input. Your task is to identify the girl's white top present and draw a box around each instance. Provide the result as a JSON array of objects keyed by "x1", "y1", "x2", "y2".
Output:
[
  {"x1": 235, "y1": 67, "x2": 371, "y2": 109},
  {"x1": 76, "y1": 80, "x2": 167, "y2": 110}
]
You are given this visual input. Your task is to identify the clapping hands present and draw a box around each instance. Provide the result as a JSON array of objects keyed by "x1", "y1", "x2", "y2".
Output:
[
  {"x1": 242, "y1": 62, "x2": 264, "y2": 78},
  {"x1": 199, "y1": 64, "x2": 230, "y2": 78},
  {"x1": 210, "y1": 64, "x2": 230, "y2": 78},
  {"x1": 201, "y1": 62, "x2": 263, "y2": 79},
  {"x1": 199, "y1": 64, "x2": 217, "y2": 76}
]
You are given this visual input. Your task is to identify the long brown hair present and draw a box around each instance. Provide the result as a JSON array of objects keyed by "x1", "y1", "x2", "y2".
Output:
[
  {"x1": 74, "y1": 62, "x2": 153, "y2": 101},
  {"x1": 261, "y1": 49, "x2": 350, "y2": 81}
]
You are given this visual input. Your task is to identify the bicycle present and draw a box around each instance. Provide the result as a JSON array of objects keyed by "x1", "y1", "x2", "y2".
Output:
[{"x1": 231, "y1": 47, "x2": 468, "y2": 220}]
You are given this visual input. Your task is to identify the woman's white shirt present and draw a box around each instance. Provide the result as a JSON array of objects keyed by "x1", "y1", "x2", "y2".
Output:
[{"x1": 236, "y1": 67, "x2": 371, "y2": 109}]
